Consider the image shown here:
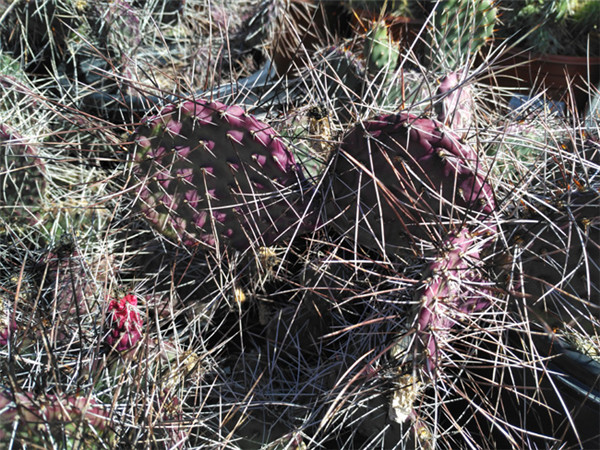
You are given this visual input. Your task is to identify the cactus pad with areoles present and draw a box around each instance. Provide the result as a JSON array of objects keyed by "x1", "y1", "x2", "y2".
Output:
[
  {"x1": 129, "y1": 99, "x2": 316, "y2": 251},
  {"x1": 328, "y1": 112, "x2": 495, "y2": 250}
]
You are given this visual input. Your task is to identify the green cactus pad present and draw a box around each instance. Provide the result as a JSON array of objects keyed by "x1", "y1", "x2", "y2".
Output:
[
  {"x1": 432, "y1": 0, "x2": 497, "y2": 69},
  {"x1": 364, "y1": 23, "x2": 400, "y2": 81}
]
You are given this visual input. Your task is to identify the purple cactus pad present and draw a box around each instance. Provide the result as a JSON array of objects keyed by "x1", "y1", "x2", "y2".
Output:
[
  {"x1": 129, "y1": 100, "x2": 317, "y2": 251},
  {"x1": 328, "y1": 112, "x2": 495, "y2": 250}
]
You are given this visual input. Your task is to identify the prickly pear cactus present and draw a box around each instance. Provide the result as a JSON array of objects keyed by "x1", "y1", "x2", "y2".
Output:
[
  {"x1": 307, "y1": 45, "x2": 367, "y2": 123},
  {"x1": 102, "y1": 0, "x2": 143, "y2": 54},
  {"x1": 43, "y1": 244, "x2": 115, "y2": 343},
  {"x1": 414, "y1": 228, "x2": 490, "y2": 374},
  {"x1": 0, "y1": 282, "x2": 18, "y2": 346},
  {"x1": 348, "y1": 0, "x2": 414, "y2": 15},
  {"x1": 431, "y1": 0, "x2": 497, "y2": 69},
  {"x1": 0, "y1": 263, "x2": 37, "y2": 347},
  {"x1": 387, "y1": 228, "x2": 490, "y2": 449},
  {"x1": 328, "y1": 112, "x2": 495, "y2": 251},
  {"x1": 364, "y1": 23, "x2": 400, "y2": 82},
  {"x1": 515, "y1": 188, "x2": 599, "y2": 329},
  {"x1": 486, "y1": 119, "x2": 550, "y2": 185},
  {"x1": 0, "y1": 0, "x2": 78, "y2": 73},
  {"x1": 0, "y1": 124, "x2": 46, "y2": 224},
  {"x1": 284, "y1": 105, "x2": 335, "y2": 181},
  {"x1": 129, "y1": 99, "x2": 317, "y2": 251}
]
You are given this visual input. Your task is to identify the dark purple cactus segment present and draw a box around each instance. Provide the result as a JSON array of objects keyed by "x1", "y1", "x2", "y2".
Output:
[
  {"x1": 517, "y1": 188, "x2": 600, "y2": 316},
  {"x1": 42, "y1": 249, "x2": 115, "y2": 343},
  {"x1": 329, "y1": 112, "x2": 495, "y2": 249},
  {"x1": 130, "y1": 99, "x2": 316, "y2": 250},
  {"x1": 415, "y1": 229, "x2": 490, "y2": 374}
]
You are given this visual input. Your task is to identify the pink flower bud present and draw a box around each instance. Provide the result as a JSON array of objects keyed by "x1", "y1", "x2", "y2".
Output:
[{"x1": 106, "y1": 294, "x2": 143, "y2": 351}]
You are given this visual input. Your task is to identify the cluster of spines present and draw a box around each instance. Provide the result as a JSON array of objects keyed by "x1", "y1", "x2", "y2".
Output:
[
  {"x1": 0, "y1": 124, "x2": 46, "y2": 224},
  {"x1": 414, "y1": 228, "x2": 490, "y2": 374},
  {"x1": 0, "y1": 390, "x2": 113, "y2": 445}
]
